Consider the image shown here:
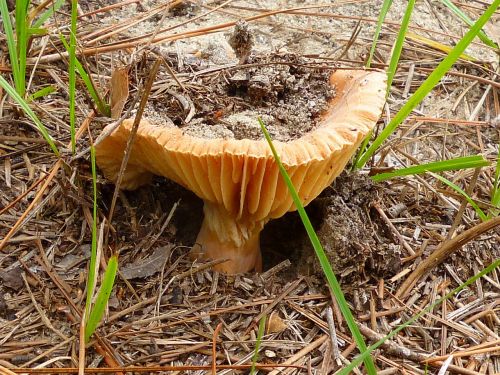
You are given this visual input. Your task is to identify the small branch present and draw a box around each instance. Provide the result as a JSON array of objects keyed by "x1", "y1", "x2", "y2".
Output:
[{"x1": 396, "y1": 215, "x2": 500, "y2": 299}]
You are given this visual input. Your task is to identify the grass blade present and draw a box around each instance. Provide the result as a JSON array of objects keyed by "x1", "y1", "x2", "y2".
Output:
[
  {"x1": 338, "y1": 258, "x2": 500, "y2": 374},
  {"x1": 16, "y1": 0, "x2": 29, "y2": 97},
  {"x1": 32, "y1": 0, "x2": 64, "y2": 28},
  {"x1": 69, "y1": 0, "x2": 77, "y2": 153},
  {"x1": 84, "y1": 254, "x2": 118, "y2": 343},
  {"x1": 60, "y1": 37, "x2": 111, "y2": 117},
  {"x1": 85, "y1": 145, "x2": 99, "y2": 319},
  {"x1": 366, "y1": 0, "x2": 393, "y2": 68},
  {"x1": 28, "y1": 85, "x2": 57, "y2": 101},
  {"x1": 250, "y1": 315, "x2": 266, "y2": 375},
  {"x1": 259, "y1": 118, "x2": 377, "y2": 374},
  {"x1": 1, "y1": 0, "x2": 21, "y2": 94},
  {"x1": 386, "y1": 0, "x2": 415, "y2": 92},
  {"x1": 429, "y1": 172, "x2": 487, "y2": 221},
  {"x1": 355, "y1": 0, "x2": 500, "y2": 169},
  {"x1": 0, "y1": 75, "x2": 59, "y2": 156},
  {"x1": 440, "y1": 0, "x2": 498, "y2": 49},
  {"x1": 406, "y1": 32, "x2": 476, "y2": 61},
  {"x1": 489, "y1": 145, "x2": 500, "y2": 217},
  {"x1": 371, "y1": 155, "x2": 490, "y2": 182}
]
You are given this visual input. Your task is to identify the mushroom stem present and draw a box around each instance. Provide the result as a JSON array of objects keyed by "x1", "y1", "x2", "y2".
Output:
[{"x1": 190, "y1": 202, "x2": 263, "y2": 273}]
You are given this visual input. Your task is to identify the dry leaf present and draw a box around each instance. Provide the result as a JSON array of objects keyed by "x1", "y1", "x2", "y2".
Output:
[
  {"x1": 121, "y1": 245, "x2": 173, "y2": 279},
  {"x1": 266, "y1": 311, "x2": 287, "y2": 334},
  {"x1": 110, "y1": 66, "x2": 130, "y2": 119},
  {"x1": 0, "y1": 267, "x2": 24, "y2": 291}
]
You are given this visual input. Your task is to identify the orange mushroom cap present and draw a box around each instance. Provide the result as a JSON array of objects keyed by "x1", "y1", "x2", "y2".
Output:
[{"x1": 95, "y1": 69, "x2": 387, "y2": 273}]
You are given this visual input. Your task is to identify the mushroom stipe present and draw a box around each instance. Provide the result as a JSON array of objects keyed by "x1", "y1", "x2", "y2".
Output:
[{"x1": 95, "y1": 69, "x2": 387, "y2": 274}]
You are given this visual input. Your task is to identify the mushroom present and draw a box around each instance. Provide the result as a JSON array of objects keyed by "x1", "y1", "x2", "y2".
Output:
[{"x1": 95, "y1": 69, "x2": 386, "y2": 273}]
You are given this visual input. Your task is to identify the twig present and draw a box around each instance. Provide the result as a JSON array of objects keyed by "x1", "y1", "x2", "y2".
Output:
[
  {"x1": 373, "y1": 202, "x2": 415, "y2": 256},
  {"x1": 326, "y1": 307, "x2": 342, "y2": 366},
  {"x1": 105, "y1": 58, "x2": 161, "y2": 243},
  {"x1": 212, "y1": 323, "x2": 223, "y2": 375},
  {"x1": 396, "y1": 215, "x2": 500, "y2": 299}
]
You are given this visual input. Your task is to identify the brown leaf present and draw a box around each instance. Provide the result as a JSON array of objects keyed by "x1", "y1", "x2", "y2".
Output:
[
  {"x1": 266, "y1": 312, "x2": 287, "y2": 334},
  {"x1": 121, "y1": 245, "x2": 173, "y2": 279},
  {"x1": 0, "y1": 267, "x2": 24, "y2": 291},
  {"x1": 110, "y1": 67, "x2": 130, "y2": 119}
]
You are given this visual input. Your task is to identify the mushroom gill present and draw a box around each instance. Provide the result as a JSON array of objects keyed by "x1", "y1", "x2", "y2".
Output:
[{"x1": 95, "y1": 69, "x2": 387, "y2": 273}]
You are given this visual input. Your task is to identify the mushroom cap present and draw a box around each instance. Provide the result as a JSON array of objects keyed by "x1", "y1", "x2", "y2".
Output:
[{"x1": 96, "y1": 69, "x2": 386, "y2": 226}]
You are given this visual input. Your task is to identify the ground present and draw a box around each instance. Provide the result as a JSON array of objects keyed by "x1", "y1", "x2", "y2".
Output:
[{"x1": 0, "y1": 0, "x2": 499, "y2": 374}]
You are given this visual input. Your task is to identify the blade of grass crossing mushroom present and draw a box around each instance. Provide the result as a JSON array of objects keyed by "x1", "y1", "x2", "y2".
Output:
[
  {"x1": 250, "y1": 315, "x2": 266, "y2": 375},
  {"x1": 0, "y1": 0, "x2": 21, "y2": 95},
  {"x1": 69, "y1": 0, "x2": 77, "y2": 153},
  {"x1": 355, "y1": 0, "x2": 500, "y2": 169},
  {"x1": 259, "y1": 118, "x2": 377, "y2": 375},
  {"x1": 338, "y1": 258, "x2": 500, "y2": 374},
  {"x1": 366, "y1": 0, "x2": 393, "y2": 68},
  {"x1": 386, "y1": 0, "x2": 415, "y2": 93},
  {"x1": 440, "y1": 0, "x2": 498, "y2": 49},
  {"x1": 84, "y1": 254, "x2": 118, "y2": 343},
  {"x1": 429, "y1": 172, "x2": 488, "y2": 222},
  {"x1": 0, "y1": 75, "x2": 59, "y2": 155},
  {"x1": 371, "y1": 155, "x2": 490, "y2": 182}
]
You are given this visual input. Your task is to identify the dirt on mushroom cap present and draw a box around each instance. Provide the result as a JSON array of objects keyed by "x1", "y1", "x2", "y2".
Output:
[{"x1": 146, "y1": 53, "x2": 336, "y2": 142}]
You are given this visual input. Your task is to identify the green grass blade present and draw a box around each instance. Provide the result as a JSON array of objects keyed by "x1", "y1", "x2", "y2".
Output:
[
  {"x1": 338, "y1": 258, "x2": 500, "y2": 374},
  {"x1": 85, "y1": 145, "x2": 99, "y2": 319},
  {"x1": 32, "y1": 0, "x2": 64, "y2": 28},
  {"x1": 15, "y1": 0, "x2": 29, "y2": 97},
  {"x1": 429, "y1": 172, "x2": 487, "y2": 221},
  {"x1": 60, "y1": 37, "x2": 111, "y2": 117},
  {"x1": 26, "y1": 27, "x2": 47, "y2": 36},
  {"x1": 490, "y1": 145, "x2": 500, "y2": 217},
  {"x1": 15, "y1": 0, "x2": 29, "y2": 32},
  {"x1": 84, "y1": 254, "x2": 118, "y2": 343},
  {"x1": 68, "y1": 0, "x2": 77, "y2": 153},
  {"x1": 352, "y1": 128, "x2": 374, "y2": 171},
  {"x1": 355, "y1": 0, "x2": 500, "y2": 169},
  {"x1": 250, "y1": 315, "x2": 266, "y2": 375},
  {"x1": 28, "y1": 85, "x2": 56, "y2": 101},
  {"x1": 371, "y1": 155, "x2": 490, "y2": 182},
  {"x1": 386, "y1": 0, "x2": 415, "y2": 92},
  {"x1": 0, "y1": 75, "x2": 59, "y2": 156},
  {"x1": 1, "y1": 0, "x2": 21, "y2": 93},
  {"x1": 440, "y1": 0, "x2": 498, "y2": 49},
  {"x1": 259, "y1": 119, "x2": 377, "y2": 374},
  {"x1": 366, "y1": 0, "x2": 393, "y2": 68}
]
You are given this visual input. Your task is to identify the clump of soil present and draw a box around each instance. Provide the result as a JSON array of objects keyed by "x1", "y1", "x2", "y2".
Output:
[
  {"x1": 294, "y1": 172, "x2": 402, "y2": 284},
  {"x1": 148, "y1": 53, "x2": 336, "y2": 142},
  {"x1": 228, "y1": 20, "x2": 253, "y2": 63}
]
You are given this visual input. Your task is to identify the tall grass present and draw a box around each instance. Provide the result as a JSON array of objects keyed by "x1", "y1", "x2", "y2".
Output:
[
  {"x1": 69, "y1": 0, "x2": 78, "y2": 153},
  {"x1": 1, "y1": 0, "x2": 118, "y2": 343},
  {"x1": 490, "y1": 145, "x2": 500, "y2": 217},
  {"x1": 250, "y1": 315, "x2": 267, "y2": 375},
  {"x1": 355, "y1": 0, "x2": 500, "y2": 169},
  {"x1": 386, "y1": 0, "x2": 415, "y2": 92},
  {"x1": 440, "y1": 0, "x2": 498, "y2": 49},
  {"x1": 365, "y1": 0, "x2": 393, "y2": 68},
  {"x1": 371, "y1": 155, "x2": 490, "y2": 182}
]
